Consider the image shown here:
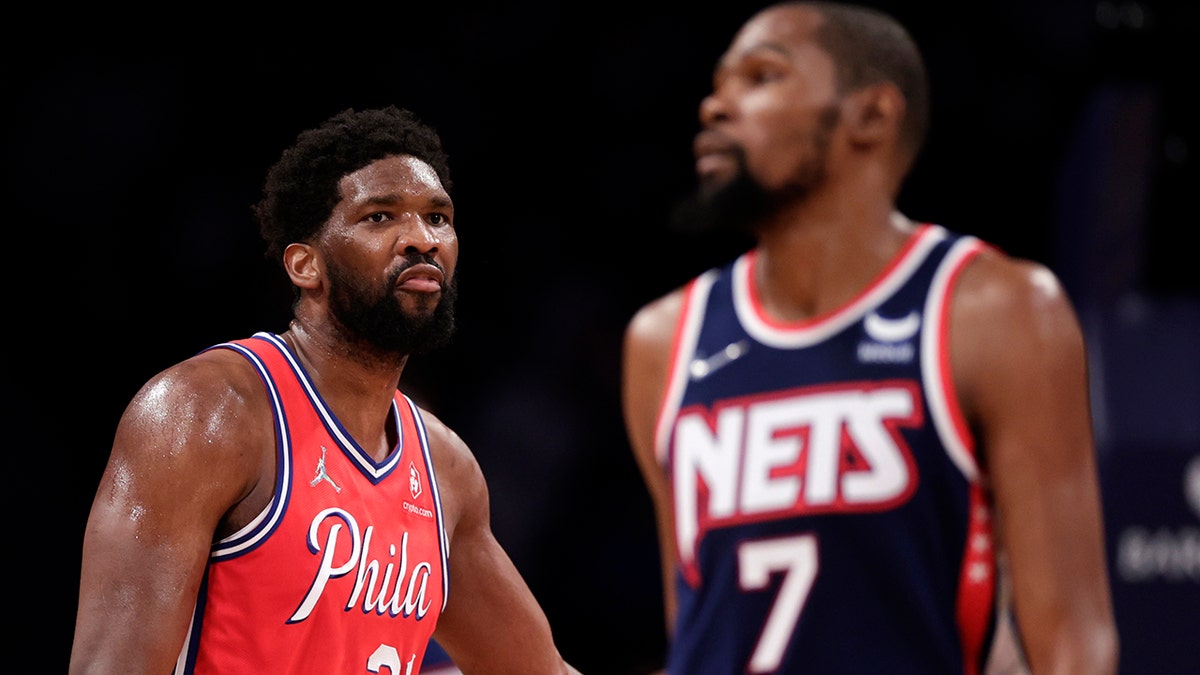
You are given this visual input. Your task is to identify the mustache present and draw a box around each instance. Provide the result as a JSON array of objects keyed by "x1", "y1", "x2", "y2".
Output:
[{"x1": 388, "y1": 253, "x2": 446, "y2": 285}]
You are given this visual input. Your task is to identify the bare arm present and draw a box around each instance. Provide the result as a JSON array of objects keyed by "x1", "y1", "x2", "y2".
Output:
[
  {"x1": 621, "y1": 290, "x2": 687, "y2": 639},
  {"x1": 70, "y1": 351, "x2": 270, "y2": 674},
  {"x1": 952, "y1": 253, "x2": 1119, "y2": 674},
  {"x1": 425, "y1": 414, "x2": 580, "y2": 675}
]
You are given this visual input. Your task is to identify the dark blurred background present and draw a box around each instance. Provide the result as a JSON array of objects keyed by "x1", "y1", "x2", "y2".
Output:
[{"x1": 7, "y1": 1, "x2": 1197, "y2": 673}]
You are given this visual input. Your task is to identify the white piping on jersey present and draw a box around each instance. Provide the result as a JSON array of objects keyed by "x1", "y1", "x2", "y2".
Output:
[
  {"x1": 179, "y1": 337, "x2": 452, "y2": 669},
  {"x1": 655, "y1": 225, "x2": 948, "y2": 464},
  {"x1": 174, "y1": 607, "x2": 196, "y2": 675},
  {"x1": 654, "y1": 269, "x2": 720, "y2": 464},
  {"x1": 259, "y1": 332, "x2": 405, "y2": 480},
  {"x1": 212, "y1": 339, "x2": 292, "y2": 557},
  {"x1": 733, "y1": 225, "x2": 948, "y2": 349},
  {"x1": 403, "y1": 394, "x2": 451, "y2": 611},
  {"x1": 922, "y1": 236, "x2": 988, "y2": 483}
]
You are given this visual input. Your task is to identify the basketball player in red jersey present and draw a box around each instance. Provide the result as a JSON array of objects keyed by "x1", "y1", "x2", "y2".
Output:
[
  {"x1": 71, "y1": 106, "x2": 581, "y2": 675},
  {"x1": 622, "y1": 3, "x2": 1118, "y2": 673}
]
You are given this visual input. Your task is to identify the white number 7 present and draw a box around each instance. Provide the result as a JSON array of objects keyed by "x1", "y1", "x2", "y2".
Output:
[{"x1": 738, "y1": 534, "x2": 819, "y2": 673}]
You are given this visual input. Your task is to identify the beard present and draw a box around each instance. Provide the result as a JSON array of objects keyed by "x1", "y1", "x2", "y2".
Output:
[
  {"x1": 669, "y1": 105, "x2": 839, "y2": 238},
  {"x1": 667, "y1": 148, "x2": 774, "y2": 238},
  {"x1": 325, "y1": 253, "x2": 458, "y2": 356}
]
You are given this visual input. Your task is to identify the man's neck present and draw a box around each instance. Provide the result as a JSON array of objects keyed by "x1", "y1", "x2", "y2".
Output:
[
  {"x1": 750, "y1": 199, "x2": 912, "y2": 322},
  {"x1": 282, "y1": 318, "x2": 407, "y2": 461}
]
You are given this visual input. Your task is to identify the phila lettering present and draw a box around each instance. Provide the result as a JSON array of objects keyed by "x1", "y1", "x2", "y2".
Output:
[{"x1": 290, "y1": 507, "x2": 435, "y2": 623}]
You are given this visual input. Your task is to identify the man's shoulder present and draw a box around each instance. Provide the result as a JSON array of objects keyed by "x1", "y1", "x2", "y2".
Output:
[
  {"x1": 628, "y1": 285, "x2": 689, "y2": 340},
  {"x1": 126, "y1": 346, "x2": 268, "y2": 423}
]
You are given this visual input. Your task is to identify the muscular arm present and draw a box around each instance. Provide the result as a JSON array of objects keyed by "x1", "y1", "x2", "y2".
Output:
[
  {"x1": 70, "y1": 351, "x2": 270, "y2": 674},
  {"x1": 951, "y1": 253, "x2": 1119, "y2": 674},
  {"x1": 425, "y1": 415, "x2": 580, "y2": 675},
  {"x1": 621, "y1": 290, "x2": 687, "y2": 638}
]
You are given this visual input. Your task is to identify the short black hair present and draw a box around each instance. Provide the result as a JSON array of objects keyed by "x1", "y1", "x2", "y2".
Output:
[
  {"x1": 253, "y1": 105, "x2": 452, "y2": 266},
  {"x1": 791, "y1": 2, "x2": 930, "y2": 163}
]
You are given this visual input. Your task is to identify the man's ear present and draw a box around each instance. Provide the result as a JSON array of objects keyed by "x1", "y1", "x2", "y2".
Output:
[
  {"x1": 283, "y1": 242, "x2": 321, "y2": 290},
  {"x1": 844, "y1": 82, "x2": 906, "y2": 148}
]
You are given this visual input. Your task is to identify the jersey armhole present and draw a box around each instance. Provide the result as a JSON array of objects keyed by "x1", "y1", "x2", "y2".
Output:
[
  {"x1": 653, "y1": 270, "x2": 719, "y2": 466},
  {"x1": 922, "y1": 238, "x2": 989, "y2": 482},
  {"x1": 205, "y1": 339, "x2": 291, "y2": 558}
]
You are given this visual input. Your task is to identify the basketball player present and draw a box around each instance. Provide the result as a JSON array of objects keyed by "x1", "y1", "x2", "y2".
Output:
[
  {"x1": 70, "y1": 106, "x2": 580, "y2": 675},
  {"x1": 621, "y1": 3, "x2": 1119, "y2": 673}
]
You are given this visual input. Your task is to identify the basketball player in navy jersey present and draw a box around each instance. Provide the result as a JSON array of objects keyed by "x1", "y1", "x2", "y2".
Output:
[
  {"x1": 71, "y1": 106, "x2": 580, "y2": 675},
  {"x1": 622, "y1": 3, "x2": 1118, "y2": 673}
]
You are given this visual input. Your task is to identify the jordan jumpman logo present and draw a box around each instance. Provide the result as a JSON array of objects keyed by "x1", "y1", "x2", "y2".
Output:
[{"x1": 310, "y1": 446, "x2": 342, "y2": 492}]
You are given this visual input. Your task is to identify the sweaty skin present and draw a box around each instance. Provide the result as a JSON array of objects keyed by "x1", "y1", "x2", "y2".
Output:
[{"x1": 72, "y1": 153, "x2": 581, "y2": 675}]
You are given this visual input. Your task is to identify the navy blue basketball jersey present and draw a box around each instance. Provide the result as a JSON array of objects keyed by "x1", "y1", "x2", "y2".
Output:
[{"x1": 655, "y1": 223, "x2": 1017, "y2": 674}]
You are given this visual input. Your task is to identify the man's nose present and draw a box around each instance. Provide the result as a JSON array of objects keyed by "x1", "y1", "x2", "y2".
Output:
[
  {"x1": 395, "y1": 216, "x2": 445, "y2": 255},
  {"x1": 699, "y1": 89, "x2": 732, "y2": 127}
]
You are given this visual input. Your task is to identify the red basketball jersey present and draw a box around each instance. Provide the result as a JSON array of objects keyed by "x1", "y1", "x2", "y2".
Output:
[{"x1": 173, "y1": 332, "x2": 449, "y2": 675}]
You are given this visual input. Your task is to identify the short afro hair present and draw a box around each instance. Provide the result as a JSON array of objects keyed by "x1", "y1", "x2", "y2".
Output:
[
  {"x1": 253, "y1": 105, "x2": 452, "y2": 266},
  {"x1": 800, "y1": 2, "x2": 930, "y2": 166}
]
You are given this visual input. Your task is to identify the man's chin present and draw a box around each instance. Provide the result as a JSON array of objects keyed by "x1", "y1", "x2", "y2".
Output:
[
  {"x1": 398, "y1": 296, "x2": 442, "y2": 319},
  {"x1": 697, "y1": 175, "x2": 732, "y2": 202},
  {"x1": 671, "y1": 177, "x2": 767, "y2": 236}
]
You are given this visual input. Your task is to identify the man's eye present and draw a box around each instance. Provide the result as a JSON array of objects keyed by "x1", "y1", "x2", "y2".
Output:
[
  {"x1": 366, "y1": 212, "x2": 391, "y2": 223},
  {"x1": 748, "y1": 67, "x2": 783, "y2": 85},
  {"x1": 428, "y1": 213, "x2": 449, "y2": 226}
]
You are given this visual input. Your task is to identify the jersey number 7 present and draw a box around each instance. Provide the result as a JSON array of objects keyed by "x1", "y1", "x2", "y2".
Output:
[{"x1": 738, "y1": 534, "x2": 819, "y2": 673}]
